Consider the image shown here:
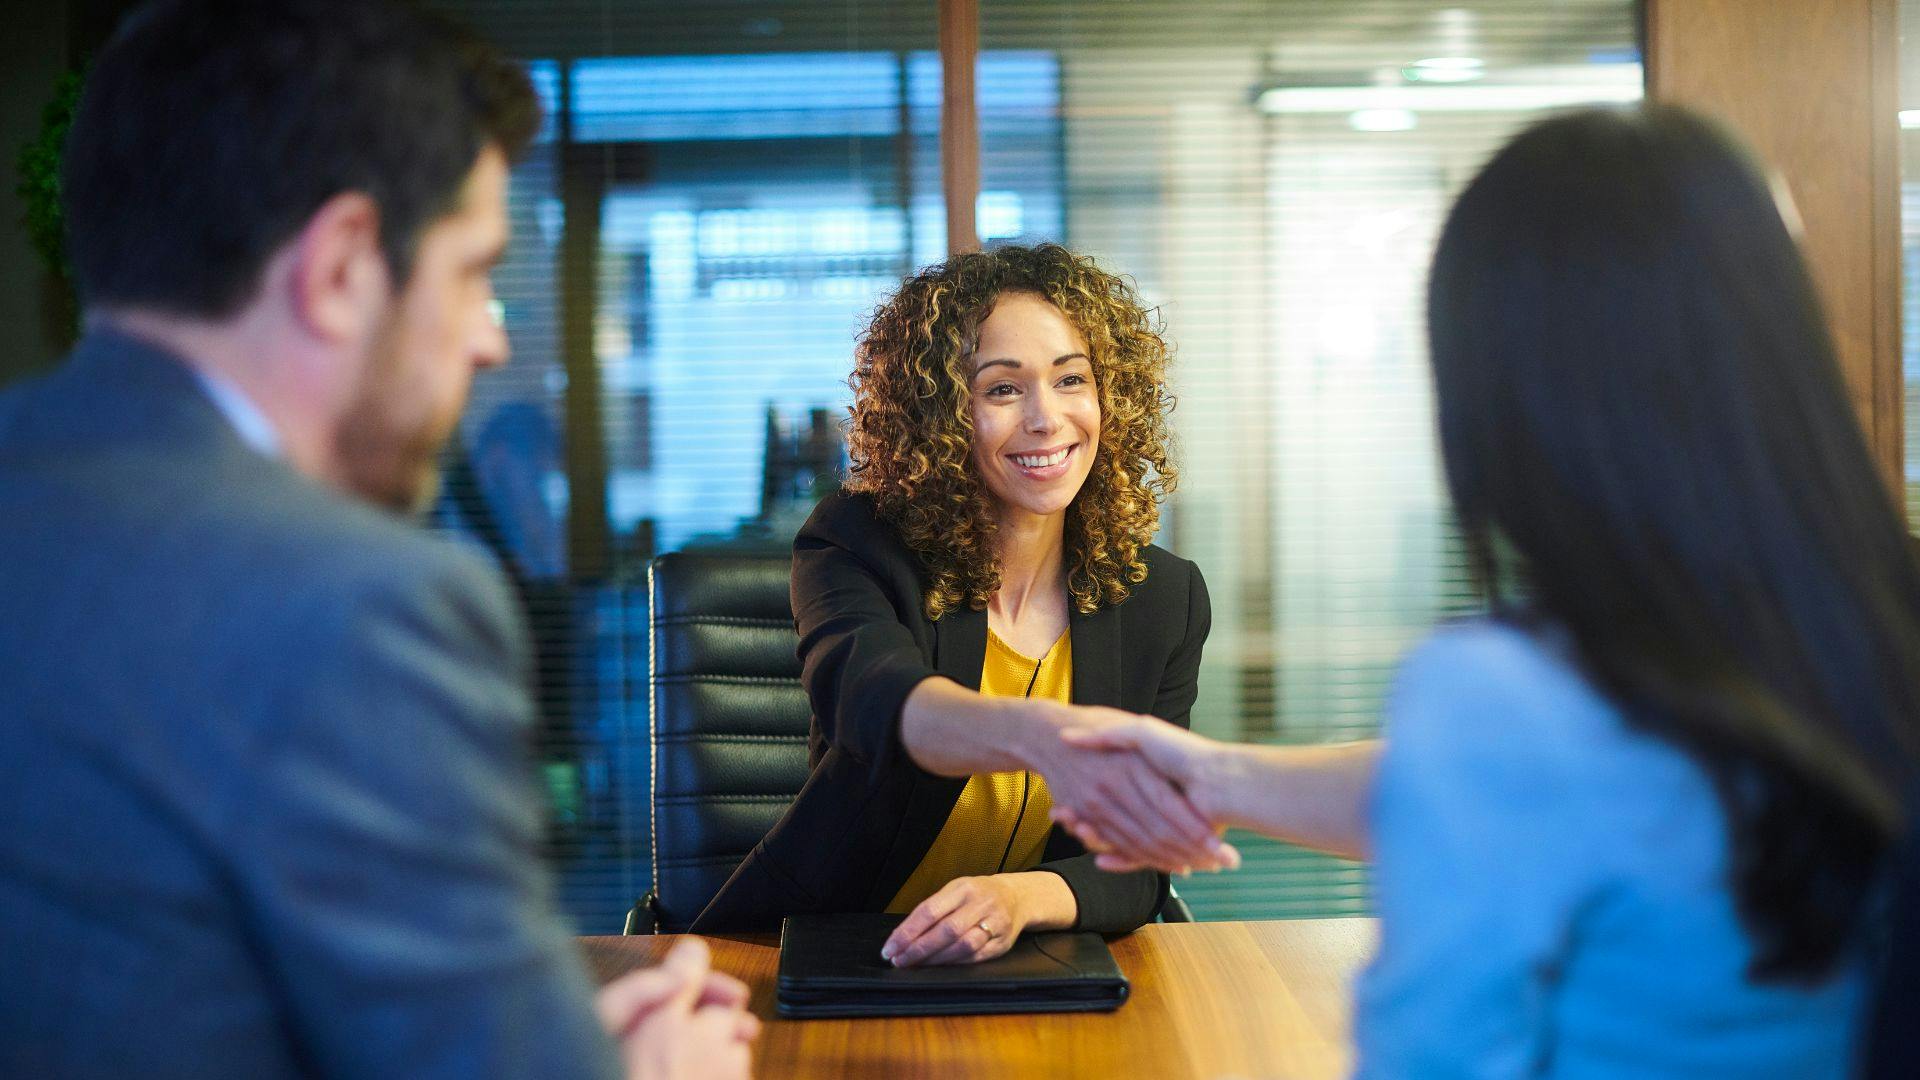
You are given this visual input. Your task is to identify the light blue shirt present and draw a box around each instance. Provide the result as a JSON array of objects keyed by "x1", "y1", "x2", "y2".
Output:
[
  {"x1": 190, "y1": 367, "x2": 281, "y2": 458},
  {"x1": 1354, "y1": 620, "x2": 1865, "y2": 1078}
]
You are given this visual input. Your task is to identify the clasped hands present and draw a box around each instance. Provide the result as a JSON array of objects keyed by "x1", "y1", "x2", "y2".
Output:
[
  {"x1": 595, "y1": 937, "x2": 758, "y2": 1080},
  {"x1": 1025, "y1": 702, "x2": 1239, "y2": 877}
]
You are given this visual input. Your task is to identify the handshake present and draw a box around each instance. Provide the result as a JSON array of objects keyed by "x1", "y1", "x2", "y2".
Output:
[
  {"x1": 1020, "y1": 702, "x2": 1247, "y2": 876},
  {"x1": 893, "y1": 677, "x2": 1375, "y2": 967}
]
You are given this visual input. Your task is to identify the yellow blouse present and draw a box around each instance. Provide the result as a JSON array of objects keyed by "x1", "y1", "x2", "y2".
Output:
[{"x1": 885, "y1": 628, "x2": 1069, "y2": 914}]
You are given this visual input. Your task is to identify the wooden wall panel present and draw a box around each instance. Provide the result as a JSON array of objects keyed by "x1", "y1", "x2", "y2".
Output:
[{"x1": 1646, "y1": 0, "x2": 1902, "y2": 489}]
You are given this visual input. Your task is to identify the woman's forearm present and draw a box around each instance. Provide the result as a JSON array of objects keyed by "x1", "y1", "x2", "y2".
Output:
[
  {"x1": 1001, "y1": 871, "x2": 1078, "y2": 932},
  {"x1": 898, "y1": 675, "x2": 1055, "y2": 776},
  {"x1": 1199, "y1": 740, "x2": 1382, "y2": 861},
  {"x1": 899, "y1": 676, "x2": 1234, "y2": 873}
]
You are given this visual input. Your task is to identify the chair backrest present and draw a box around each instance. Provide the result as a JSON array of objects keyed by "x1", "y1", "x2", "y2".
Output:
[{"x1": 641, "y1": 551, "x2": 812, "y2": 933}]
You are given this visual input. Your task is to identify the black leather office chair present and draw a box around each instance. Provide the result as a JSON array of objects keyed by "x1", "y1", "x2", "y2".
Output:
[
  {"x1": 626, "y1": 551, "x2": 812, "y2": 934},
  {"x1": 624, "y1": 548, "x2": 1198, "y2": 931}
]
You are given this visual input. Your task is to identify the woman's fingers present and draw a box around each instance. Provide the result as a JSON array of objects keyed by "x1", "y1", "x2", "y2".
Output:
[
  {"x1": 1089, "y1": 756, "x2": 1210, "y2": 871},
  {"x1": 902, "y1": 899, "x2": 1004, "y2": 966},
  {"x1": 920, "y1": 924, "x2": 1007, "y2": 965},
  {"x1": 889, "y1": 877, "x2": 1024, "y2": 967},
  {"x1": 1054, "y1": 714, "x2": 1237, "y2": 872},
  {"x1": 1061, "y1": 745, "x2": 1188, "y2": 868},
  {"x1": 1059, "y1": 769, "x2": 1240, "y2": 873},
  {"x1": 882, "y1": 883, "x2": 967, "y2": 962},
  {"x1": 889, "y1": 911, "x2": 970, "y2": 966},
  {"x1": 1118, "y1": 754, "x2": 1218, "y2": 863},
  {"x1": 1046, "y1": 716, "x2": 1220, "y2": 871},
  {"x1": 1078, "y1": 780, "x2": 1179, "y2": 869},
  {"x1": 1116, "y1": 761, "x2": 1197, "y2": 872},
  {"x1": 1049, "y1": 806, "x2": 1112, "y2": 853}
]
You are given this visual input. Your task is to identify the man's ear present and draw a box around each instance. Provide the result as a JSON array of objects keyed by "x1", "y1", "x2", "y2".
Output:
[{"x1": 287, "y1": 191, "x2": 390, "y2": 343}]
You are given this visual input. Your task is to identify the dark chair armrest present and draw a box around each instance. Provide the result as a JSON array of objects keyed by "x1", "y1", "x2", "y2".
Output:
[
  {"x1": 624, "y1": 892, "x2": 662, "y2": 935},
  {"x1": 1160, "y1": 882, "x2": 1196, "y2": 923}
]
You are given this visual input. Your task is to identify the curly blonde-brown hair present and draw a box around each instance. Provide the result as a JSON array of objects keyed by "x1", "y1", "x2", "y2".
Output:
[{"x1": 845, "y1": 243, "x2": 1178, "y2": 619}]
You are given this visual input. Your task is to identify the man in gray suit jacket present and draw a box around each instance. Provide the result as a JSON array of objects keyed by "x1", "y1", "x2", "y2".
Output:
[{"x1": 0, "y1": 2, "x2": 754, "y2": 1077}]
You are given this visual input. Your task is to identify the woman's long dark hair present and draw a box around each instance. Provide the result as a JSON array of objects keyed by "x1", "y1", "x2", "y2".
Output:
[{"x1": 1428, "y1": 105, "x2": 1920, "y2": 982}]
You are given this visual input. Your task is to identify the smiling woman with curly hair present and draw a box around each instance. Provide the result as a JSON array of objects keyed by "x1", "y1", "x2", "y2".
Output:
[
  {"x1": 846, "y1": 243, "x2": 1178, "y2": 620},
  {"x1": 694, "y1": 243, "x2": 1233, "y2": 963}
]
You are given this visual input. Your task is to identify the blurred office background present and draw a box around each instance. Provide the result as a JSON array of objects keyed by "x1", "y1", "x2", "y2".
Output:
[
  {"x1": 71, "y1": 1, "x2": 1920, "y2": 932},
  {"x1": 392, "y1": 0, "x2": 1648, "y2": 930}
]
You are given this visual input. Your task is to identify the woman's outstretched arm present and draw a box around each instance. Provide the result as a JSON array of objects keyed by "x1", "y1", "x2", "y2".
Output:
[
  {"x1": 1057, "y1": 724, "x2": 1381, "y2": 863},
  {"x1": 901, "y1": 677, "x2": 1237, "y2": 872}
]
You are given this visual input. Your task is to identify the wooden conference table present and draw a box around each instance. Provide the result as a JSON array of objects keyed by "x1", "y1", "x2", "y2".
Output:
[{"x1": 582, "y1": 918, "x2": 1377, "y2": 1079}]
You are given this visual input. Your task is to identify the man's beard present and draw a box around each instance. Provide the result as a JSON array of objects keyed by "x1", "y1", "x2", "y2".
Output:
[{"x1": 331, "y1": 322, "x2": 462, "y2": 516}]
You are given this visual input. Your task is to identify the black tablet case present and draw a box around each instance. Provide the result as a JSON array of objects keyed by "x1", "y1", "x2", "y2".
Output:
[{"x1": 775, "y1": 912, "x2": 1130, "y2": 1019}]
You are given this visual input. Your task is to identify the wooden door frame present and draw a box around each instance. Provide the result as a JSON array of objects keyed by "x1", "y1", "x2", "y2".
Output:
[
  {"x1": 1646, "y1": 0, "x2": 1904, "y2": 493},
  {"x1": 940, "y1": 0, "x2": 982, "y2": 254}
]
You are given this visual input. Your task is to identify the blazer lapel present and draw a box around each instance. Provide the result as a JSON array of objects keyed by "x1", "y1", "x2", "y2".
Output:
[
  {"x1": 1070, "y1": 600, "x2": 1123, "y2": 709},
  {"x1": 934, "y1": 605, "x2": 988, "y2": 690},
  {"x1": 862, "y1": 605, "x2": 987, "y2": 910}
]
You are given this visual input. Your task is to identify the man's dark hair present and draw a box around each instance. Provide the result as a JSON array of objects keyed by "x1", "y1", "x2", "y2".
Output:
[
  {"x1": 1429, "y1": 105, "x2": 1920, "y2": 983},
  {"x1": 63, "y1": 0, "x2": 540, "y2": 317}
]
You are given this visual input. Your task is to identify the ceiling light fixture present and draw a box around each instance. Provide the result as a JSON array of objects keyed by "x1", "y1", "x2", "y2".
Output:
[
  {"x1": 1348, "y1": 108, "x2": 1419, "y2": 132},
  {"x1": 1404, "y1": 56, "x2": 1485, "y2": 83},
  {"x1": 1258, "y1": 81, "x2": 1640, "y2": 115}
]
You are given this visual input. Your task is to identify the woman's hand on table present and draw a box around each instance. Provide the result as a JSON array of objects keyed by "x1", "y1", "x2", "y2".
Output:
[
  {"x1": 596, "y1": 937, "x2": 760, "y2": 1080},
  {"x1": 882, "y1": 871, "x2": 1077, "y2": 967}
]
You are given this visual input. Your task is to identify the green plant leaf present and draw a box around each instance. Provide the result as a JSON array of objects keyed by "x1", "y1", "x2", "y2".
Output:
[{"x1": 16, "y1": 69, "x2": 85, "y2": 281}]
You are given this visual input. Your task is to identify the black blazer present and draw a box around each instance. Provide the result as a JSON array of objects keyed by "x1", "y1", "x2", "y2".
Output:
[{"x1": 692, "y1": 491, "x2": 1211, "y2": 934}]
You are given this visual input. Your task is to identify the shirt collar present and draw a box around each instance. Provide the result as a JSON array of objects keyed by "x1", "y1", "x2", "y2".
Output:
[{"x1": 188, "y1": 366, "x2": 283, "y2": 458}]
